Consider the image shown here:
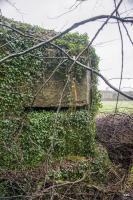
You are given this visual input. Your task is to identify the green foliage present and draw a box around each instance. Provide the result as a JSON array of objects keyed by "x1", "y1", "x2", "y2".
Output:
[
  {"x1": 0, "y1": 150, "x2": 112, "y2": 197},
  {"x1": 56, "y1": 32, "x2": 88, "y2": 55},
  {"x1": 50, "y1": 148, "x2": 111, "y2": 185},
  {"x1": 0, "y1": 20, "x2": 91, "y2": 118},
  {"x1": 0, "y1": 18, "x2": 101, "y2": 170},
  {"x1": 0, "y1": 18, "x2": 128, "y2": 198},
  {"x1": 0, "y1": 148, "x2": 112, "y2": 197},
  {"x1": 0, "y1": 111, "x2": 95, "y2": 168},
  {"x1": 56, "y1": 32, "x2": 89, "y2": 80},
  {"x1": 0, "y1": 18, "x2": 100, "y2": 117},
  {"x1": 89, "y1": 47, "x2": 102, "y2": 115}
]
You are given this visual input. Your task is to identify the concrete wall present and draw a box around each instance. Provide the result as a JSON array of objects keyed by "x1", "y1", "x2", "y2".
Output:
[{"x1": 32, "y1": 71, "x2": 91, "y2": 108}]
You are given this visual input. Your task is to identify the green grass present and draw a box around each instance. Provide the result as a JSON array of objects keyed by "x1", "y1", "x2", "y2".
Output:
[{"x1": 99, "y1": 101, "x2": 133, "y2": 113}]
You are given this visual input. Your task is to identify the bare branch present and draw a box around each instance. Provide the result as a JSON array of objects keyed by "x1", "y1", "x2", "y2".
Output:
[
  {"x1": 71, "y1": 0, "x2": 124, "y2": 62},
  {"x1": 47, "y1": 43, "x2": 133, "y2": 100},
  {"x1": 30, "y1": 59, "x2": 68, "y2": 108},
  {"x1": 48, "y1": 1, "x2": 81, "y2": 19},
  {"x1": 1, "y1": 20, "x2": 133, "y2": 100},
  {"x1": 0, "y1": 14, "x2": 133, "y2": 64},
  {"x1": 114, "y1": 0, "x2": 124, "y2": 112},
  {"x1": 122, "y1": 22, "x2": 133, "y2": 45}
]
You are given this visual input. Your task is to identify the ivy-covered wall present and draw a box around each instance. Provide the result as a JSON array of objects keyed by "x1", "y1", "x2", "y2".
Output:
[{"x1": 0, "y1": 18, "x2": 101, "y2": 170}]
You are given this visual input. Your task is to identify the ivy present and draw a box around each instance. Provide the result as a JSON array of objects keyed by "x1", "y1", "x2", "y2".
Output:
[{"x1": 0, "y1": 18, "x2": 101, "y2": 169}]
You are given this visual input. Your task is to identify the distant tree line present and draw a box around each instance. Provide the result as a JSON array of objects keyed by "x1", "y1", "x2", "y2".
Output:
[{"x1": 101, "y1": 90, "x2": 133, "y2": 101}]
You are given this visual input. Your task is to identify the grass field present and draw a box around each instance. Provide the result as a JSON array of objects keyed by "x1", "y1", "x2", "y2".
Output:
[{"x1": 99, "y1": 101, "x2": 133, "y2": 113}]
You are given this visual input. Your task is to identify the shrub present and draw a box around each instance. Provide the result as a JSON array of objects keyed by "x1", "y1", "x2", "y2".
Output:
[{"x1": 0, "y1": 111, "x2": 96, "y2": 168}]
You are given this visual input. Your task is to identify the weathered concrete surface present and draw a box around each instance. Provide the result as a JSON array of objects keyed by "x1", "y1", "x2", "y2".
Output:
[{"x1": 32, "y1": 71, "x2": 91, "y2": 108}]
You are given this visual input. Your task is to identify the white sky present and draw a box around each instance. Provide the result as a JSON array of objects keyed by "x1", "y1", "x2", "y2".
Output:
[{"x1": 0, "y1": 0, "x2": 133, "y2": 90}]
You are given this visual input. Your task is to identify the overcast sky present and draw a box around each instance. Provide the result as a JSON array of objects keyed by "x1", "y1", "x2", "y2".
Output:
[{"x1": 0, "y1": 0, "x2": 133, "y2": 90}]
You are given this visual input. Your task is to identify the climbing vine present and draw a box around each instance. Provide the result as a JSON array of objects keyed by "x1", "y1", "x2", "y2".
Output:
[{"x1": 0, "y1": 17, "x2": 101, "y2": 169}]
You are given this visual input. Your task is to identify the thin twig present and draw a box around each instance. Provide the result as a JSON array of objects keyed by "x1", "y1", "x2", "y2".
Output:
[
  {"x1": 1, "y1": 15, "x2": 133, "y2": 100},
  {"x1": 114, "y1": 0, "x2": 124, "y2": 112},
  {"x1": 0, "y1": 14, "x2": 133, "y2": 64}
]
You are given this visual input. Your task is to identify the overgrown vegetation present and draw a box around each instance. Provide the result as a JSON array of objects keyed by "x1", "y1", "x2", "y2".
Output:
[
  {"x1": 0, "y1": 17, "x2": 100, "y2": 118},
  {"x1": 0, "y1": 18, "x2": 105, "y2": 197},
  {"x1": 0, "y1": 111, "x2": 96, "y2": 169}
]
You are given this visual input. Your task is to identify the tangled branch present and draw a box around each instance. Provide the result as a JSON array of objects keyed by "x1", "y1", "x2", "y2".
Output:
[
  {"x1": 1, "y1": 20, "x2": 133, "y2": 100},
  {"x1": 0, "y1": 15, "x2": 133, "y2": 64}
]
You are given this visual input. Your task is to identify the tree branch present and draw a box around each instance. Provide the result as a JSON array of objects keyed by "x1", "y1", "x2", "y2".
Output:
[
  {"x1": 46, "y1": 43, "x2": 133, "y2": 100},
  {"x1": 114, "y1": 0, "x2": 124, "y2": 112},
  {"x1": 0, "y1": 14, "x2": 133, "y2": 64},
  {"x1": 1, "y1": 19, "x2": 133, "y2": 100}
]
